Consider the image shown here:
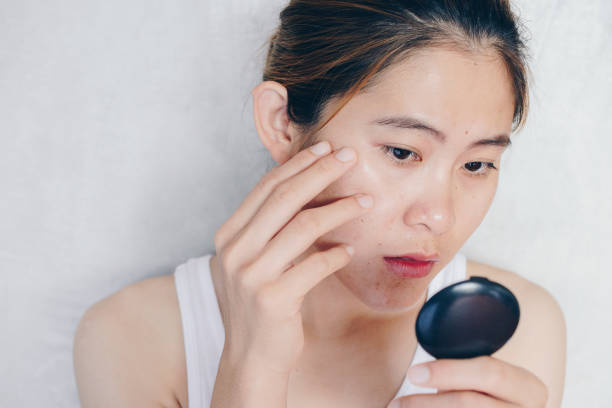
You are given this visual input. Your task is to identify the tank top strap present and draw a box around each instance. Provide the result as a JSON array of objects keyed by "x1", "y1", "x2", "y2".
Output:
[{"x1": 174, "y1": 253, "x2": 224, "y2": 408}]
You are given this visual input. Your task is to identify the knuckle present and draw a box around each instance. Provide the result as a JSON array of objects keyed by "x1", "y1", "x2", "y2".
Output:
[
  {"x1": 213, "y1": 228, "x2": 226, "y2": 251},
  {"x1": 218, "y1": 250, "x2": 231, "y2": 271},
  {"x1": 293, "y1": 209, "x2": 321, "y2": 232},
  {"x1": 219, "y1": 242, "x2": 241, "y2": 273},
  {"x1": 256, "y1": 170, "x2": 280, "y2": 194},
  {"x1": 271, "y1": 182, "x2": 293, "y2": 205}
]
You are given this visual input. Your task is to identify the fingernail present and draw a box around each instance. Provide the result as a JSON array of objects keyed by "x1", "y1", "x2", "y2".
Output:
[
  {"x1": 335, "y1": 147, "x2": 355, "y2": 162},
  {"x1": 357, "y1": 195, "x2": 373, "y2": 208},
  {"x1": 309, "y1": 141, "x2": 330, "y2": 156},
  {"x1": 387, "y1": 400, "x2": 401, "y2": 408},
  {"x1": 407, "y1": 364, "x2": 430, "y2": 384}
]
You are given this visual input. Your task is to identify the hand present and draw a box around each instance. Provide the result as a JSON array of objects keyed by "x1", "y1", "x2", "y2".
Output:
[
  {"x1": 387, "y1": 356, "x2": 549, "y2": 408},
  {"x1": 212, "y1": 140, "x2": 374, "y2": 375}
]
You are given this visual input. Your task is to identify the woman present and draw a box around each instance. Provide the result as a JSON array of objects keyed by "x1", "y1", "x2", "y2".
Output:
[{"x1": 74, "y1": 1, "x2": 566, "y2": 407}]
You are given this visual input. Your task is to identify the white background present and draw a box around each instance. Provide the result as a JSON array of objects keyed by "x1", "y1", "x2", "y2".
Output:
[{"x1": 1, "y1": 0, "x2": 610, "y2": 406}]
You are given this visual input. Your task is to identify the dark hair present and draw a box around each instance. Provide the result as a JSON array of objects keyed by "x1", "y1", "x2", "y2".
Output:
[{"x1": 263, "y1": 0, "x2": 530, "y2": 149}]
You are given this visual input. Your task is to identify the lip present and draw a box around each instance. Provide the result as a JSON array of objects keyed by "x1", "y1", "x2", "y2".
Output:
[
  {"x1": 387, "y1": 253, "x2": 440, "y2": 262},
  {"x1": 383, "y1": 256, "x2": 438, "y2": 278}
]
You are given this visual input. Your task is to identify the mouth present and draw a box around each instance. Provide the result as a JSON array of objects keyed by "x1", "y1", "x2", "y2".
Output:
[
  {"x1": 385, "y1": 252, "x2": 440, "y2": 262},
  {"x1": 383, "y1": 255, "x2": 438, "y2": 278}
]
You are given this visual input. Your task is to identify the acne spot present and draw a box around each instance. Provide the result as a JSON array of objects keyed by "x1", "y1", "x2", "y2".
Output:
[{"x1": 464, "y1": 130, "x2": 469, "y2": 135}]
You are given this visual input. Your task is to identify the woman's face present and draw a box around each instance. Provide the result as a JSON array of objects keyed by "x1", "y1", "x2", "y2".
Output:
[{"x1": 301, "y1": 47, "x2": 516, "y2": 312}]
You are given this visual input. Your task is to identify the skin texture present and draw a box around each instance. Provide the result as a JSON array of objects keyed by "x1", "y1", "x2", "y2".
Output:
[
  {"x1": 252, "y1": 47, "x2": 514, "y2": 339},
  {"x1": 73, "y1": 46, "x2": 566, "y2": 408},
  {"x1": 242, "y1": 46, "x2": 563, "y2": 407}
]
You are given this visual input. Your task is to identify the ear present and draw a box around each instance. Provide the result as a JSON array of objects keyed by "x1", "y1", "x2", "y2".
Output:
[{"x1": 252, "y1": 81, "x2": 301, "y2": 165}]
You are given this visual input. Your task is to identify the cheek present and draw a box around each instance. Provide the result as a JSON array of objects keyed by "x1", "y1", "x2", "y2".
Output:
[{"x1": 457, "y1": 180, "x2": 498, "y2": 228}]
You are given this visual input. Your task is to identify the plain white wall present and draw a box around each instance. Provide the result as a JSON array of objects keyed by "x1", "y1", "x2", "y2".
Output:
[{"x1": 1, "y1": 0, "x2": 610, "y2": 406}]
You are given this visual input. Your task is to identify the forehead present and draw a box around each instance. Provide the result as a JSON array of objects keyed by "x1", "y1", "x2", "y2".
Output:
[{"x1": 353, "y1": 47, "x2": 516, "y2": 136}]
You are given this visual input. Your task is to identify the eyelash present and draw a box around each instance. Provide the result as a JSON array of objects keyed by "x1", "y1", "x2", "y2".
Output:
[{"x1": 379, "y1": 145, "x2": 498, "y2": 177}]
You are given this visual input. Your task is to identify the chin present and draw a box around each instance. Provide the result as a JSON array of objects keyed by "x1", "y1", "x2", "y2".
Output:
[
  {"x1": 366, "y1": 292, "x2": 427, "y2": 314},
  {"x1": 335, "y1": 267, "x2": 430, "y2": 314}
]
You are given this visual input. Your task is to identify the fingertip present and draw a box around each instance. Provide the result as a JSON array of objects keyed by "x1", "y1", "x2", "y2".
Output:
[
  {"x1": 334, "y1": 147, "x2": 356, "y2": 162},
  {"x1": 308, "y1": 141, "x2": 331, "y2": 156},
  {"x1": 407, "y1": 364, "x2": 431, "y2": 384}
]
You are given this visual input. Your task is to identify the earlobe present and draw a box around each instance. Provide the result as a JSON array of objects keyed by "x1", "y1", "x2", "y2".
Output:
[{"x1": 252, "y1": 81, "x2": 297, "y2": 164}]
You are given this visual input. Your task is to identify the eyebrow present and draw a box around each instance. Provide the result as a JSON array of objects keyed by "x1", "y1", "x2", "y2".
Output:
[{"x1": 371, "y1": 116, "x2": 512, "y2": 150}]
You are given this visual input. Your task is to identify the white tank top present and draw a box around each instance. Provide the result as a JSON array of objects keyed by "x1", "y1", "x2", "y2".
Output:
[{"x1": 174, "y1": 252, "x2": 467, "y2": 408}]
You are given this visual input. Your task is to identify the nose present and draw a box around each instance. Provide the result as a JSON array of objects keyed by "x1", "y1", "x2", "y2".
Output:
[{"x1": 403, "y1": 176, "x2": 456, "y2": 235}]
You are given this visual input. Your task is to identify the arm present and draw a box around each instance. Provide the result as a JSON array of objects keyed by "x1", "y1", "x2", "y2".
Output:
[
  {"x1": 468, "y1": 261, "x2": 567, "y2": 407},
  {"x1": 492, "y1": 273, "x2": 567, "y2": 407},
  {"x1": 73, "y1": 276, "x2": 293, "y2": 408},
  {"x1": 73, "y1": 277, "x2": 184, "y2": 408}
]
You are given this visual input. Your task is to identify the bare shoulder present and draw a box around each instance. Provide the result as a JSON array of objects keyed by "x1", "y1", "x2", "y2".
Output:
[
  {"x1": 466, "y1": 259, "x2": 567, "y2": 408},
  {"x1": 73, "y1": 274, "x2": 188, "y2": 408}
]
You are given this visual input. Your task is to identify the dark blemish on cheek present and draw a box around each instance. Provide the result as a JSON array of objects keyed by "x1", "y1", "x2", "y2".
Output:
[{"x1": 464, "y1": 130, "x2": 469, "y2": 135}]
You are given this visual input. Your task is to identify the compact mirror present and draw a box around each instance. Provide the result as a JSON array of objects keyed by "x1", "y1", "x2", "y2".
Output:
[{"x1": 415, "y1": 276, "x2": 520, "y2": 359}]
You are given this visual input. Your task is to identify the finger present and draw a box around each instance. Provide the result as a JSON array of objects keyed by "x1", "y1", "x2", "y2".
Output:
[
  {"x1": 388, "y1": 390, "x2": 517, "y2": 408},
  {"x1": 214, "y1": 140, "x2": 332, "y2": 251},
  {"x1": 406, "y1": 356, "x2": 548, "y2": 407},
  {"x1": 230, "y1": 146, "x2": 358, "y2": 268},
  {"x1": 270, "y1": 244, "x2": 353, "y2": 313},
  {"x1": 250, "y1": 193, "x2": 372, "y2": 284}
]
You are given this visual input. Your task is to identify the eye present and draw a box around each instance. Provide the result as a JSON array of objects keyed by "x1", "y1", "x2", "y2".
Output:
[
  {"x1": 379, "y1": 145, "x2": 421, "y2": 166},
  {"x1": 464, "y1": 161, "x2": 498, "y2": 177},
  {"x1": 380, "y1": 145, "x2": 499, "y2": 177}
]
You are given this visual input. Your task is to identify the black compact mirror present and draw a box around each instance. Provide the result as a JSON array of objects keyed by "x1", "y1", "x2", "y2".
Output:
[{"x1": 415, "y1": 276, "x2": 520, "y2": 359}]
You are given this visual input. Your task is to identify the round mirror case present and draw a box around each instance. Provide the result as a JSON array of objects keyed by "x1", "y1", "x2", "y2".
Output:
[{"x1": 415, "y1": 276, "x2": 520, "y2": 359}]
